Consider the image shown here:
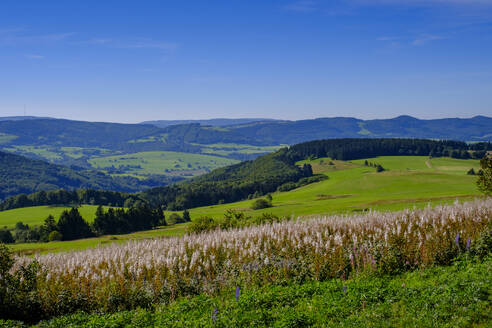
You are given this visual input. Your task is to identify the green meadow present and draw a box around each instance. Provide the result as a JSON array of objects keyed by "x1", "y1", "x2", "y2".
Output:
[
  {"x1": 88, "y1": 151, "x2": 238, "y2": 177},
  {"x1": 0, "y1": 205, "x2": 113, "y2": 229},
  {"x1": 4, "y1": 156, "x2": 483, "y2": 255},
  {"x1": 195, "y1": 143, "x2": 283, "y2": 157},
  {"x1": 182, "y1": 156, "x2": 482, "y2": 219}
]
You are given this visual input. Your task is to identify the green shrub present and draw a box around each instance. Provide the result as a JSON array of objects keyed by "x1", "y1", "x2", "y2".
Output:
[
  {"x1": 253, "y1": 213, "x2": 282, "y2": 225},
  {"x1": 48, "y1": 231, "x2": 62, "y2": 242},
  {"x1": 187, "y1": 217, "x2": 218, "y2": 234},
  {"x1": 251, "y1": 198, "x2": 272, "y2": 210},
  {"x1": 471, "y1": 228, "x2": 492, "y2": 260},
  {"x1": 277, "y1": 182, "x2": 297, "y2": 192},
  {"x1": 0, "y1": 230, "x2": 14, "y2": 244},
  {"x1": 166, "y1": 213, "x2": 182, "y2": 225}
]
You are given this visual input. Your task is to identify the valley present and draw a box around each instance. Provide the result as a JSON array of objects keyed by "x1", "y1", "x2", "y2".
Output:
[{"x1": 4, "y1": 155, "x2": 482, "y2": 255}]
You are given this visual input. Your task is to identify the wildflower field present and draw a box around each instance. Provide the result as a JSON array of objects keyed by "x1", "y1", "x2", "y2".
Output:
[{"x1": 1, "y1": 198, "x2": 491, "y2": 324}]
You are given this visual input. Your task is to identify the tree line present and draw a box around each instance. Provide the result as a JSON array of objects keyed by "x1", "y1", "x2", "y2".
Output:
[
  {"x1": 284, "y1": 139, "x2": 490, "y2": 162},
  {"x1": 0, "y1": 204, "x2": 192, "y2": 244}
]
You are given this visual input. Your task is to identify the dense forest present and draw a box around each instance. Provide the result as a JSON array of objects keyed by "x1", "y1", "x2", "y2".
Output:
[
  {"x1": 1, "y1": 138, "x2": 489, "y2": 212},
  {"x1": 141, "y1": 149, "x2": 315, "y2": 210},
  {"x1": 0, "y1": 151, "x2": 181, "y2": 201},
  {"x1": 284, "y1": 138, "x2": 490, "y2": 162}
]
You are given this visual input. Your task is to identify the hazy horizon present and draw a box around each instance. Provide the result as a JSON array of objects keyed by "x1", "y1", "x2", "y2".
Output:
[{"x1": 0, "y1": 113, "x2": 490, "y2": 125}]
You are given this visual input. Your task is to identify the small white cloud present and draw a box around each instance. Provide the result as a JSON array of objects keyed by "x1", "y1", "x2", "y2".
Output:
[
  {"x1": 118, "y1": 38, "x2": 178, "y2": 51},
  {"x1": 76, "y1": 37, "x2": 178, "y2": 51},
  {"x1": 137, "y1": 68, "x2": 158, "y2": 72},
  {"x1": 284, "y1": 1, "x2": 317, "y2": 13},
  {"x1": 0, "y1": 30, "x2": 74, "y2": 46},
  {"x1": 24, "y1": 54, "x2": 44, "y2": 59},
  {"x1": 412, "y1": 34, "x2": 444, "y2": 45},
  {"x1": 377, "y1": 36, "x2": 400, "y2": 41},
  {"x1": 81, "y1": 38, "x2": 113, "y2": 45}
]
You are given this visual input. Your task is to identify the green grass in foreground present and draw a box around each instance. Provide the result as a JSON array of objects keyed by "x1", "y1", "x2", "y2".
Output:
[{"x1": 3, "y1": 256, "x2": 491, "y2": 327}]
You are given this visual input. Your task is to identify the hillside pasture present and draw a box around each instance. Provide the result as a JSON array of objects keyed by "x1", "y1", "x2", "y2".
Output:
[
  {"x1": 195, "y1": 143, "x2": 283, "y2": 157},
  {"x1": 0, "y1": 205, "x2": 113, "y2": 228},
  {"x1": 88, "y1": 151, "x2": 238, "y2": 177},
  {"x1": 181, "y1": 156, "x2": 482, "y2": 219}
]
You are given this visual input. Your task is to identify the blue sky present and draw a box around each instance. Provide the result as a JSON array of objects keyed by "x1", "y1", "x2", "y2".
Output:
[{"x1": 0, "y1": 0, "x2": 491, "y2": 122}]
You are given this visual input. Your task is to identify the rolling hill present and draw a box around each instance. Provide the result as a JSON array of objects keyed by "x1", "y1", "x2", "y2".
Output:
[
  {"x1": 0, "y1": 150, "x2": 180, "y2": 200},
  {"x1": 0, "y1": 115, "x2": 490, "y2": 180},
  {"x1": 3, "y1": 155, "x2": 483, "y2": 255},
  {"x1": 1, "y1": 138, "x2": 488, "y2": 209},
  {"x1": 141, "y1": 118, "x2": 277, "y2": 128}
]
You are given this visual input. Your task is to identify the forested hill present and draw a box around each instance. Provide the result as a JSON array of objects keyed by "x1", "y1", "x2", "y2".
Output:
[
  {"x1": 141, "y1": 149, "x2": 316, "y2": 210},
  {"x1": 284, "y1": 138, "x2": 490, "y2": 162},
  {"x1": 141, "y1": 138, "x2": 490, "y2": 210},
  {"x1": 152, "y1": 115, "x2": 492, "y2": 144},
  {"x1": 0, "y1": 151, "x2": 180, "y2": 200},
  {"x1": 0, "y1": 116, "x2": 490, "y2": 155},
  {"x1": 1, "y1": 138, "x2": 490, "y2": 211},
  {"x1": 0, "y1": 119, "x2": 163, "y2": 148},
  {"x1": 141, "y1": 118, "x2": 277, "y2": 128}
]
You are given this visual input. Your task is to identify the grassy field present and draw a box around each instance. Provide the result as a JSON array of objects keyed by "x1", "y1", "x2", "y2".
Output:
[
  {"x1": 181, "y1": 156, "x2": 482, "y2": 219},
  {"x1": 2, "y1": 145, "x2": 117, "y2": 162},
  {"x1": 0, "y1": 205, "x2": 114, "y2": 228},
  {"x1": 8, "y1": 223, "x2": 187, "y2": 255},
  {"x1": 4, "y1": 156, "x2": 483, "y2": 255},
  {"x1": 194, "y1": 143, "x2": 283, "y2": 157},
  {"x1": 88, "y1": 151, "x2": 238, "y2": 177}
]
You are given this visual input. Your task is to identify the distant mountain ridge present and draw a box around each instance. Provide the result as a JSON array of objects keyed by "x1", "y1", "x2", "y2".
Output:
[
  {"x1": 0, "y1": 116, "x2": 54, "y2": 121},
  {"x1": 141, "y1": 115, "x2": 492, "y2": 143},
  {"x1": 141, "y1": 118, "x2": 278, "y2": 128},
  {"x1": 0, "y1": 115, "x2": 490, "y2": 172}
]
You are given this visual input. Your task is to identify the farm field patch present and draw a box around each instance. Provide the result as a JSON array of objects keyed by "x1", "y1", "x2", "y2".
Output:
[{"x1": 88, "y1": 151, "x2": 239, "y2": 177}]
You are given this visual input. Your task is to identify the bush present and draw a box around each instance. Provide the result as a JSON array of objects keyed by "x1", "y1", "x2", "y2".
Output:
[
  {"x1": 0, "y1": 230, "x2": 14, "y2": 244},
  {"x1": 0, "y1": 243, "x2": 42, "y2": 322},
  {"x1": 166, "y1": 213, "x2": 183, "y2": 225},
  {"x1": 253, "y1": 213, "x2": 282, "y2": 225},
  {"x1": 251, "y1": 198, "x2": 272, "y2": 210},
  {"x1": 48, "y1": 231, "x2": 63, "y2": 242},
  {"x1": 186, "y1": 217, "x2": 218, "y2": 234},
  {"x1": 471, "y1": 228, "x2": 492, "y2": 260},
  {"x1": 277, "y1": 182, "x2": 297, "y2": 192},
  {"x1": 182, "y1": 210, "x2": 191, "y2": 222}
]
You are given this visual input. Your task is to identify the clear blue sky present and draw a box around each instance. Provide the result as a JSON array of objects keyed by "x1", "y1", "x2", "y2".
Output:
[{"x1": 0, "y1": 0, "x2": 491, "y2": 123}]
